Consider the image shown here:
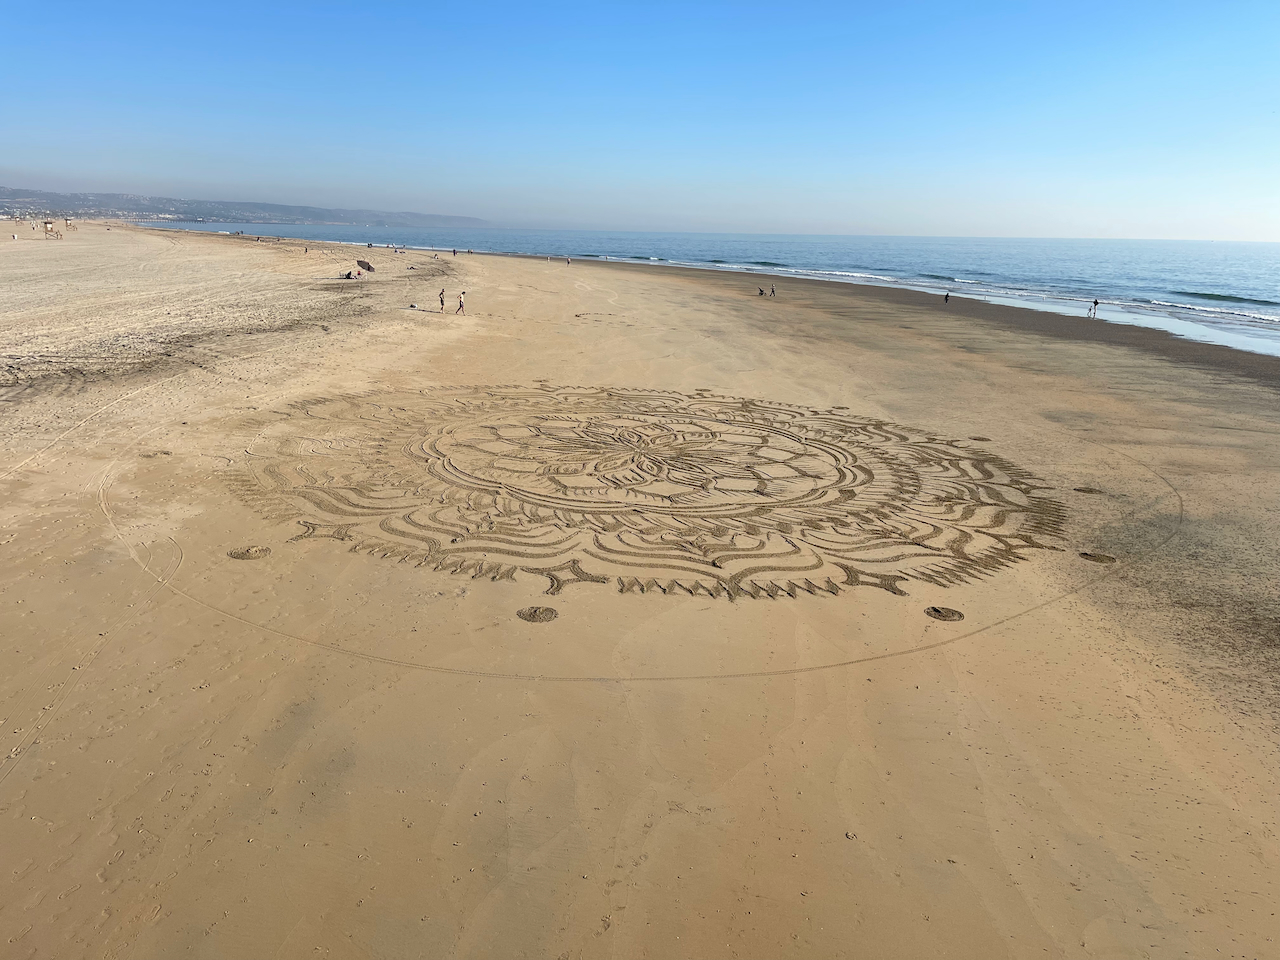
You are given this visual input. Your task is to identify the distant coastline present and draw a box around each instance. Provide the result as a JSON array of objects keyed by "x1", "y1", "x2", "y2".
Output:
[{"x1": 0, "y1": 186, "x2": 485, "y2": 229}]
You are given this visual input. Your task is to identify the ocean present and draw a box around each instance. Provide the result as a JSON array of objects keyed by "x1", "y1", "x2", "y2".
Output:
[{"x1": 141, "y1": 223, "x2": 1280, "y2": 358}]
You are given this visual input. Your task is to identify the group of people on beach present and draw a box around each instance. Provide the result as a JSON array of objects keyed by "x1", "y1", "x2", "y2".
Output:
[
  {"x1": 437, "y1": 288, "x2": 464, "y2": 314},
  {"x1": 941, "y1": 290, "x2": 1103, "y2": 318}
]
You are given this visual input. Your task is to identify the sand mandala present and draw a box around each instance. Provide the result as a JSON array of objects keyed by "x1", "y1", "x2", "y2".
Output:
[{"x1": 232, "y1": 385, "x2": 1065, "y2": 598}]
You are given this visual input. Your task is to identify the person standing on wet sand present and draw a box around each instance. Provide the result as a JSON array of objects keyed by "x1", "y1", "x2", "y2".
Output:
[
  {"x1": 456, "y1": 291, "x2": 465, "y2": 315},
  {"x1": 770, "y1": 284, "x2": 775, "y2": 297},
  {"x1": 945, "y1": 291, "x2": 950, "y2": 304},
  {"x1": 1091, "y1": 298, "x2": 1100, "y2": 318}
]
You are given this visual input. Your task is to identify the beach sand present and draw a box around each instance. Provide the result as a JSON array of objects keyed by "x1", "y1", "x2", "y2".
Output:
[{"x1": 2, "y1": 223, "x2": 1278, "y2": 958}]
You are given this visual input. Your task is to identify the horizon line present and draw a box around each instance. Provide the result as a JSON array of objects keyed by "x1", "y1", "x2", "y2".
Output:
[{"x1": 3, "y1": 183, "x2": 1275, "y2": 246}]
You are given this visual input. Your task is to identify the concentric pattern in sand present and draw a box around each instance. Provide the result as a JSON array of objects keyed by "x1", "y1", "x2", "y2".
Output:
[{"x1": 235, "y1": 385, "x2": 1064, "y2": 596}]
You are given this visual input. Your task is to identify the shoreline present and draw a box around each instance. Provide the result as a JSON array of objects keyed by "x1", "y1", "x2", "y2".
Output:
[
  {"x1": 131, "y1": 222, "x2": 1280, "y2": 389},
  {"x1": 576, "y1": 255, "x2": 1280, "y2": 386},
  {"x1": 7, "y1": 221, "x2": 1277, "y2": 399},
  {"x1": 126, "y1": 220, "x2": 1280, "y2": 362}
]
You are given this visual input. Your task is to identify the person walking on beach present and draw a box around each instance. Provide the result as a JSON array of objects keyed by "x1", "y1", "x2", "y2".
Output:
[
  {"x1": 770, "y1": 284, "x2": 775, "y2": 297},
  {"x1": 944, "y1": 291, "x2": 950, "y2": 304},
  {"x1": 439, "y1": 288, "x2": 446, "y2": 313},
  {"x1": 456, "y1": 291, "x2": 465, "y2": 315},
  {"x1": 1091, "y1": 298, "x2": 1100, "y2": 318}
]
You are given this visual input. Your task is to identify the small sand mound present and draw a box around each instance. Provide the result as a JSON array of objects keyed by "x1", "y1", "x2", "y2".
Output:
[
  {"x1": 228, "y1": 545, "x2": 272, "y2": 560},
  {"x1": 517, "y1": 606, "x2": 558, "y2": 623}
]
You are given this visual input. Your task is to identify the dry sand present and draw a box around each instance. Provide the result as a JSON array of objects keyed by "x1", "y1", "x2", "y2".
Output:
[{"x1": 2, "y1": 223, "x2": 1278, "y2": 959}]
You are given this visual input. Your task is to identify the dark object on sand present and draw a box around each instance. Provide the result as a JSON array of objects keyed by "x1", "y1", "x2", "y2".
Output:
[
  {"x1": 1079, "y1": 552, "x2": 1116, "y2": 564},
  {"x1": 1073, "y1": 486, "x2": 1104, "y2": 494},
  {"x1": 228, "y1": 545, "x2": 272, "y2": 560},
  {"x1": 517, "y1": 606, "x2": 558, "y2": 623},
  {"x1": 924, "y1": 606, "x2": 964, "y2": 622},
  {"x1": 409, "y1": 303, "x2": 417, "y2": 309},
  {"x1": 357, "y1": 259, "x2": 374, "y2": 272}
]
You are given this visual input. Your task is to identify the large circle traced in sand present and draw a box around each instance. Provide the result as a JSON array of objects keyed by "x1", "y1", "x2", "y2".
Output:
[{"x1": 234, "y1": 385, "x2": 1064, "y2": 597}]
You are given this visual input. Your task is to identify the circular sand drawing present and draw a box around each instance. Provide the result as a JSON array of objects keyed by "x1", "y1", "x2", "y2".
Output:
[{"x1": 232, "y1": 385, "x2": 1064, "y2": 598}]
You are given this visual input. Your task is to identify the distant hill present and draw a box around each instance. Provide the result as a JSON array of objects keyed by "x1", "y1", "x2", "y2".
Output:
[{"x1": 0, "y1": 186, "x2": 487, "y2": 228}]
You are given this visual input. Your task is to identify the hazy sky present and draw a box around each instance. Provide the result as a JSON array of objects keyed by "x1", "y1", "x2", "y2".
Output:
[{"x1": 6, "y1": 2, "x2": 1278, "y2": 239}]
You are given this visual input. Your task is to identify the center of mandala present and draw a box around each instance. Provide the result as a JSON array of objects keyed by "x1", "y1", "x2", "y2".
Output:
[{"x1": 418, "y1": 414, "x2": 860, "y2": 514}]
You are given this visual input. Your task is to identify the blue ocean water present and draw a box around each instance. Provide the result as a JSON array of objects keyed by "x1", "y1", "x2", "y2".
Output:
[{"x1": 143, "y1": 223, "x2": 1280, "y2": 357}]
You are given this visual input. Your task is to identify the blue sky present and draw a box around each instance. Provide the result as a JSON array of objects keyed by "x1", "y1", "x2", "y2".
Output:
[{"x1": 5, "y1": 2, "x2": 1277, "y2": 239}]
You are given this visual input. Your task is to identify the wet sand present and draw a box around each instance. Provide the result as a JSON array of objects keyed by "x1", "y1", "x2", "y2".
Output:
[{"x1": 2, "y1": 223, "x2": 1278, "y2": 958}]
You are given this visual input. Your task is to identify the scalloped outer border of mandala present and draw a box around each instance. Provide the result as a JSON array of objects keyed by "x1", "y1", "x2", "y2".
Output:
[{"x1": 227, "y1": 384, "x2": 1068, "y2": 599}]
